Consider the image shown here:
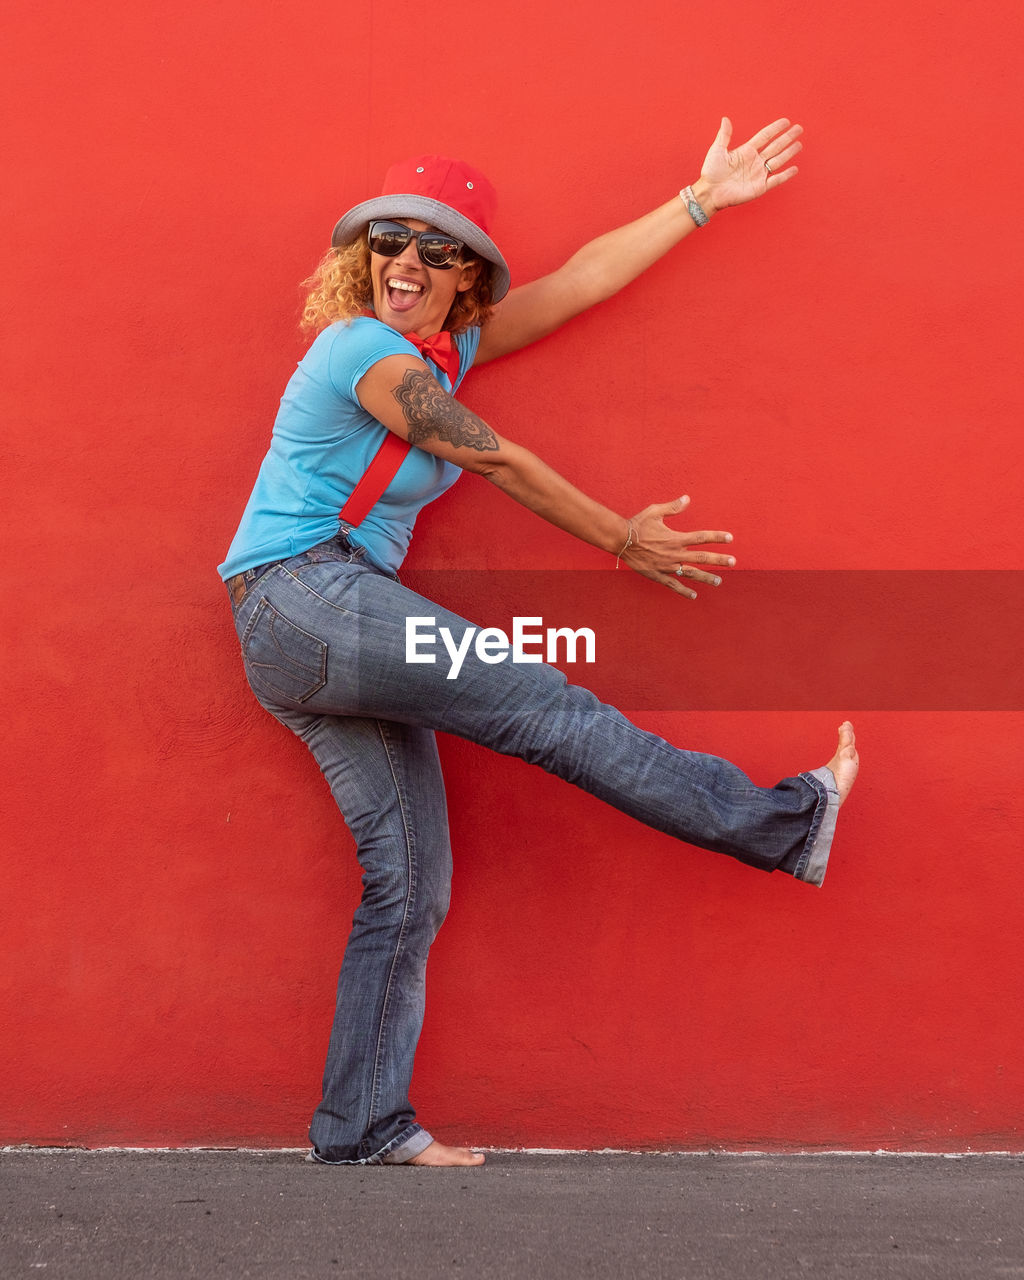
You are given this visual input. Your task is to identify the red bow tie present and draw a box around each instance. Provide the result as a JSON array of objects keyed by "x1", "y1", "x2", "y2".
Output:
[
  {"x1": 403, "y1": 329, "x2": 460, "y2": 385},
  {"x1": 360, "y1": 312, "x2": 461, "y2": 385}
]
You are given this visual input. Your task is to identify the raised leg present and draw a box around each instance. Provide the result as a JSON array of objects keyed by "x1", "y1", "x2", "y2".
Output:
[{"x1": 234, "y1": 549, "x2": 860, "y2": 1164}]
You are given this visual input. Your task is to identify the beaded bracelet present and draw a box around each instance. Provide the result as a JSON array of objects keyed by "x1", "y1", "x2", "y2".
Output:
[{"x1": 680, "y1": 185, "x2": 710, "y2": 227}]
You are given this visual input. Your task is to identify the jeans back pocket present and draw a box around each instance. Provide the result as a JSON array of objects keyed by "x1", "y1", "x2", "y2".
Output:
[{"x1": 241, "y1": 596, "x2": 328, "y2": 704}]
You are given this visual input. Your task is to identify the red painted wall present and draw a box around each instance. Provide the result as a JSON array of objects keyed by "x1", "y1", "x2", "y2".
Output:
[{"x1": 4, "y1": 0, "x2": 1022, "y2": 1150}]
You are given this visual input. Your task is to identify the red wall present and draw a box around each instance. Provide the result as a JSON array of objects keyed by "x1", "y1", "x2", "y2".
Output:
[{"x1": 4, "y1": 0, "x2": 1022, "y2": 1151}]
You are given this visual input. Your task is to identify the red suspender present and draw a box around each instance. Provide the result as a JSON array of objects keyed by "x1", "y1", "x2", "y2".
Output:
[
  {"x1": 338, "y1": 329, "x2": 461, "y2": 528},
  {"x1": 338, "y1": 432, "x2": 412, "y2": 527}
]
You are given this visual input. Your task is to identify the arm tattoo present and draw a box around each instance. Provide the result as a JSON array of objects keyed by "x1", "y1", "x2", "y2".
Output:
[{"x1": 392, "y1": 368, "x2": 499, "y2": 453}]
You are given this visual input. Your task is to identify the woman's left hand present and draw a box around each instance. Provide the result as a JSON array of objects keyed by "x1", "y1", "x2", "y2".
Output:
[
  {"x1": 622, "y1": 496, "x2": 736, "y2": 599},
  {"x1": 699, "y1": 116, "x2": 803, "y2": 211}
]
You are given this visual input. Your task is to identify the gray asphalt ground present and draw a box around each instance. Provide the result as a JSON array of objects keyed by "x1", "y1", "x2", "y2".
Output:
[{"x1": 2, "y1": 1149, "x2": 1022, "y2": 1279}]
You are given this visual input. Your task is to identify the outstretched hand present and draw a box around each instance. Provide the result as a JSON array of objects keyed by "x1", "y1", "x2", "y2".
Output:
[
  {"x1": 700, "y1": 117, "x2": 803, "y2": 211},
  {"x1": 622, "y1": 496, "x2": 735, "y2": 599}
]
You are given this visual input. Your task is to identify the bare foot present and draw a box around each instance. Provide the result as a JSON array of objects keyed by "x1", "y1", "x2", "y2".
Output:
[
  {"x1": 826, "y1": 721, "x2": 859, "y2": 804},
  {"x1": 407, "y1": 1141, "x2": 485, "y2": 1167}
]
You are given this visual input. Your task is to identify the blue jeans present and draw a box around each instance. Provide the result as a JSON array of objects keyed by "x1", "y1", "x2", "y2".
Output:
[{"x1": 229, "y1": 534, "x2": 838, "y2": 1164}]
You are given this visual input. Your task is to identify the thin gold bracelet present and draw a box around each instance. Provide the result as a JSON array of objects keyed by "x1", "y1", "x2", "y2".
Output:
[{"x1": 615, "y1": 521, "x2": 636, "y2": 569}]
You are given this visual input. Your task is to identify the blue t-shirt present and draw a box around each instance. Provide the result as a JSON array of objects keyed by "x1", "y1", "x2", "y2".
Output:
[{"x1": 219, "y1": 317, "x2": 481, "y2": 578}]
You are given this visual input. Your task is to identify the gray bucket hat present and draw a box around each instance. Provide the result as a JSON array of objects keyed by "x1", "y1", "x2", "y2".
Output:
[{"x1": 331, "y1": 154, "x2": 510, "y2": 302}]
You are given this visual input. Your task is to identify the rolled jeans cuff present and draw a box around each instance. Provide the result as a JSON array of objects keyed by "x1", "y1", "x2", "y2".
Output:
[
  {"x1": 381, "y1": 1126, "x2": 434, "y2": 1165},
  {"x1": 309, "y1": 1124, "x2": 433, "y2": 1166},
  {"x1": 783, "y1": 766, "x2": 841, "y2": 888}
]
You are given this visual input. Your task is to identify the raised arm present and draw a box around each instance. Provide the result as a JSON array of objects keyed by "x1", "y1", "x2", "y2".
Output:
[
  {"x1": 357, "y1": 354, "x2": 735, "y2": 598},
  {"x1": 474, "y1": 116, "x2": 802, "y2": 364}
]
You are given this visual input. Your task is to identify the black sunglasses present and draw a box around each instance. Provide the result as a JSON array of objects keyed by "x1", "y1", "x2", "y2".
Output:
[{"x1": 368, "y1": 220, "x2": 467, "y2": 270}]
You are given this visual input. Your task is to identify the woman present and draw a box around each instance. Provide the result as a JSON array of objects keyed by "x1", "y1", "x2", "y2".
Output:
[{"x1": 220, "y1": 117, "x2": 858, "y2": 1168}]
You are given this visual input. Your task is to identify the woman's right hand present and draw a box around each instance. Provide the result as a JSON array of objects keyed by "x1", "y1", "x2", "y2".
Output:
[
  {"x1": 698, "y1": 116, "x2": 803, "y2": 210},
  {"x1": 622, "y1": 496, "x2": 736, "y2": 599}
]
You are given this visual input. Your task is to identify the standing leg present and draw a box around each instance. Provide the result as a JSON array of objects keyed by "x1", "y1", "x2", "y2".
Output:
[{"x1": 281, "y1": 711, "x2": 453, "y2": 1164}]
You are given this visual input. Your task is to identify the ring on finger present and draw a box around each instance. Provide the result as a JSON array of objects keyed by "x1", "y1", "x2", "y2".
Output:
[
  {"x1": 764, "y1": 159, "x2": 773, "y2": 173},
  {"x1": 674, "y1": 567, "x2": 685, "y2": 577}
]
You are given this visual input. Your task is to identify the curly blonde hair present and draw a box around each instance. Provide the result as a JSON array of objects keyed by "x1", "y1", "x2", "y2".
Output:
[{"x1": 299, "y1": 237, "x2": 494, "y2": 337}]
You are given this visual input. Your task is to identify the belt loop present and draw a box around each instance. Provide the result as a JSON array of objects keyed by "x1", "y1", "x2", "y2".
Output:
[{"x1": 226, "y1": 560, "x2": 278, "y2": 608}]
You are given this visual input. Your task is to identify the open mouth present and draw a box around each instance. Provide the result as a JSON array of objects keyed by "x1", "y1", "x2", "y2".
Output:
[{"x1": 385, "y1": 277, "x2": 424, "y2": 312}]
